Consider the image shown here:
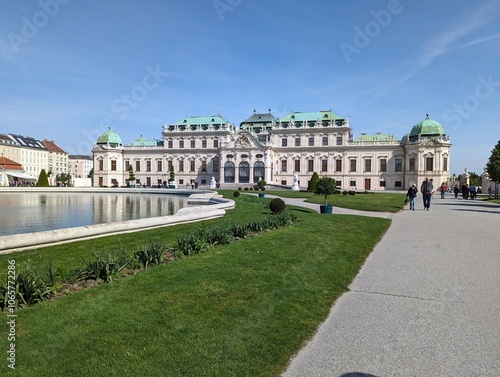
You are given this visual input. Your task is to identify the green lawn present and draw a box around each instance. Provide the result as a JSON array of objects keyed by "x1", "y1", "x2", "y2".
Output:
[
  {"x1": 0, "y1": 193, "x2": 393, "y2": 376},
  {"x1": 249, "y1": 189, "x2": 406, "y2": 212}
]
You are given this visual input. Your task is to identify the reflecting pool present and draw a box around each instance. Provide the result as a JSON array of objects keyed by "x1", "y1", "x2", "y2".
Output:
[{"x1": 0, "y1": 192, "x2": 188, "y2": 236}]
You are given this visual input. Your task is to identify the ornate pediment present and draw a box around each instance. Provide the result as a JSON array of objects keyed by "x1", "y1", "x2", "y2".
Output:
[{"x1": 224, "y1": 131, "x2": 263, "y2": 150}]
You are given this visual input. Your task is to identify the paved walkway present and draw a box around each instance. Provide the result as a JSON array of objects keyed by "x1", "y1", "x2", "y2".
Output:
[{"x1": 283, "y1": 195, "x2": 500, "y2": 377}]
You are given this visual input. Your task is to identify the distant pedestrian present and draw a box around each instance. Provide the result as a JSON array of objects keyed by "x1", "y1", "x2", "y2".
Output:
[
  {"x1": 440, "y1": 182, "x2": 447, "y2": 199},
  {"x1": 461, "y1": 183, "x2": 469, "y2": 199},
  {"x1": 488, "y1": 185, "x2": 493, "y2": 199},
  {"x1": 453, "y1": 185, "x2": 460, "y2": 199},
  {"x1": 469, "y1": 184, "x2": 476, "y2": 199},
  {"x1": 420, "y1": 177, "x2": 434, "y2": 210},
  {"x1": 430, "y1": 179, "x2": 435, "y2": 199},
  {"x1": 406, "y1": 183, "x2": 418, "y2": 210}
]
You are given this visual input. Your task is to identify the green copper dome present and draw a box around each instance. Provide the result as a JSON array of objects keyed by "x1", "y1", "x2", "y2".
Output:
[
  {"x1": 97, "y1": 128, "x2": 123, "y2": 146},
  {"x1": 409, "y1": 115, "x2": 445, "y2": 137}
]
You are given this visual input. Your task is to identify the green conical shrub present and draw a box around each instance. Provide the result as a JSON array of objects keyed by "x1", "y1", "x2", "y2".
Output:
[
  {"x1": 307, "y1": 172, "x2": 319, "y2": 192},
  {"x1": 36, "y1": 169, "x2": 50, "y2": 187}
]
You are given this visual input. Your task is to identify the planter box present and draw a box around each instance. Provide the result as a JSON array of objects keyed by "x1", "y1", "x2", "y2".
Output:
[
  {"x1": 320, "y1": 205, "x2": 333, "y2": 214},
  {"x1": 258, "y1": 193, "x2": 265, "y2": 198}
]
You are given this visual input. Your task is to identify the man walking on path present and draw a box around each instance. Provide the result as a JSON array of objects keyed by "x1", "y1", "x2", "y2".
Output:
[{"x1": 420, "y1": 177, "x2": 434, "y2": 210}]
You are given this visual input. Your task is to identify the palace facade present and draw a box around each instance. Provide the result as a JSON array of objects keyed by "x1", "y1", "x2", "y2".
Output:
[{"x1": 92, "y1": 110, "x2": 451, "y2": 190}]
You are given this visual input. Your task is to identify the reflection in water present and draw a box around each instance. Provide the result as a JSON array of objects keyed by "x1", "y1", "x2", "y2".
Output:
[{"x1": 0, "y1": 192, "x2": 187, "y2": 236}]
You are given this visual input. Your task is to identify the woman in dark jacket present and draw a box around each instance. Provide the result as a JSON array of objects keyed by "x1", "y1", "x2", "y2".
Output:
[{"x1": 406, "y1": 183, "x2": 418, "y2": 210}]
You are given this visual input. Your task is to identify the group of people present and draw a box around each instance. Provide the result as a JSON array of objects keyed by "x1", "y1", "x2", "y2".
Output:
[
  {"x1": 405, "y1": 178, "x2": 435, "y2": 211},
  {"x1": 406, "y1": 178, "x2": 494, "y2": 210},
  {"x1": 453, "y1": 183, "x2": 477, "y2": 199}
]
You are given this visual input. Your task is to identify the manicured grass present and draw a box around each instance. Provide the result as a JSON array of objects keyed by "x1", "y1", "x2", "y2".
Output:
[
  {"x1": 261, "y1": 189, "x2": 406, "y2": 212},
  {"x1": 0, "y1": 194, "x2": 391, "y2": 376},
  {"x1": 0, "y1": 194, "x2": 269, "y2": 280}
]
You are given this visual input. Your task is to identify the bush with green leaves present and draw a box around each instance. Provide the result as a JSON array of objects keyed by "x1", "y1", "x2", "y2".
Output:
[
  {"x1": 174, "y1": 234, "x2": 207, "y2": 257},
  {"x1": 269, "y1": 198, "x2": 286, "y2": 214},
  {"x1": 348, "y1": 190, "x2": 356, "y2": 195},
  {"x1": 78, "y1": 251, "x2": 130, "y2": 283},
  {"x1": 343, "y1": 190, "x2": 348, "y2": 195},
  {"x1": 0, "y1": 261, "x2": 56, "y2": 310},
  {"x1": 315, "y1": 177, "x2": 337, "y2": 206},
  {"x1": 233, "y1": 190, "x2": 240, "y2": 197},
  {"x1": 134, "y1": 240, "x2": 166, "y2": 269}
]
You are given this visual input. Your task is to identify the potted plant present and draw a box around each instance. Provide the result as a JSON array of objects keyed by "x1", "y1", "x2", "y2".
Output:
[
  {"x1": 168, "y1": 165, "x2": 176, "y2": 188},
  {"x1": 257, "y1": 179, "x2": 266, "y2": 198},
  {"x1": 128, "y1": 166, "x2": 136, "y2": 188},
  {"x1": 315, "y1": 177, "x2": 336, "y2": 214}
]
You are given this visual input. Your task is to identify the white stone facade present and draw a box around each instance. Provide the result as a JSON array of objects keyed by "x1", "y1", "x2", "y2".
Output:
[{"x1": 92, "y1": 111, "x2": 452, "y2": 190}]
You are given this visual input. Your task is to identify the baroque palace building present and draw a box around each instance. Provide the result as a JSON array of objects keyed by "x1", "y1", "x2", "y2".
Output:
[{"x1": 92, "y1": 110, "x2": 451, "y2": 190}]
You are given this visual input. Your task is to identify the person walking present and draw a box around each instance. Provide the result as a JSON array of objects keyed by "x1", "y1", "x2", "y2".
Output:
[
  {"x1": 440, "y1": 182, "x2": 447, "y2": 199},
  {"x1": 461, "y1": 183, "x2": 469, "y2": 199},
  {"x1": 453, "y1": 184, "x2": 460, "y2": 199},
  {"x1": 488, "y1": 185, "x2": 493, "y2": 199},
  {"x1": 406, "y1": 183, "x2": 418, "y2": 210},
  {"x1": 420, "y1": 177, "x2": 434, "y2": 210},
  {"x1": 469, "y1": 184, "x2": 476, "y2": 199}
]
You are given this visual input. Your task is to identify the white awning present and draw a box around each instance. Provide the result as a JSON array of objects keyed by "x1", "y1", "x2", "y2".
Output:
[{"x1": 5, "y1": 171, "x2": 37, "y2": 181}]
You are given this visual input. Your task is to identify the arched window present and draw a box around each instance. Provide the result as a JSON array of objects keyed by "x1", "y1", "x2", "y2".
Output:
[
  {"x1": 224, "y1": 161, "x2": 235, "y2": 183},
  {"x1": 253, "y1": 161, "x2": 265, "y2": 183},
  {"x1": 239, "y1": 161, "x2": 250, "y2": 183}
]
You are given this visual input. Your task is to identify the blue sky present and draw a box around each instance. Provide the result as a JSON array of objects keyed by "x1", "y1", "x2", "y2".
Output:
[{"x1": 1, "y1": 0, "x2": 500, "y2": 175}]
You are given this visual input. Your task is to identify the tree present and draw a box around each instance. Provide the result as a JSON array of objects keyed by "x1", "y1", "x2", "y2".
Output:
[
  {"x1": 36, "y1": 169, "x2": 50, "y2": 187},
  {"x1": 169, "y1": 165, "x2": 175, "y2": 182},
  {"x1": 486, "y1": 140, "x2": 500, "y2": 198},
  {"x1": 128, "y1": 165, "x2": 135, "y2": 186},
  {"x1": 87, "y1": 168, "x2": 94, "y2": 179},
  {"x1": 307, "y1": 172, "x2": 319, "y2": 192},
  {"x1": 315, "y1": 177, "x2": 337, "y2": 206},
  {"x1": 57, "y1": 173, "x2": 70, "y2": 187},
  {"x1": 257, "y1": 179, "x2": 266, "y2": 191}
]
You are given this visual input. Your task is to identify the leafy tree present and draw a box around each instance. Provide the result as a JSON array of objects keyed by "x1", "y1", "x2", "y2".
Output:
[
  {"x1": 307, "y1": 172, "x2": 319, "y2": 192},
  {"x1": 257, "y1": 179, "x2": 266, "y2": 191},
  {"x1": 88, "y1": 168, "x2": 93, "y2": 179},
  {"x1": 57, "y1": 173, "x2": 70, "y2": 187},
  {"x1": 486, "y1": 140, "x2": 500, "y2": 198},
  {"x1": 36, "y1": 169, "x2": 50, "y2": 187},
  {"x1": 469, "y1": 172, "x2": 479, "y2": 187},
  {"x1": 315, "y1": 177, "x2": 337, "y2": 206}
]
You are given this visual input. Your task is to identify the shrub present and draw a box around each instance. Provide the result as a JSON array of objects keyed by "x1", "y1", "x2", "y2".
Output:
[
  {"x1": 269, "y1": 198, "x2": 286, "y2": 214},
  {"x1": 244, "y1": 187, "x2": 249, "y2": 191},
  {"x1": 348, "y1": 190, "x2": 356, "y2": 195},
  {"x1": 230, "y1": 223, "x2": 250, "y2": 239},
  {"x1": 36, "y1": 169, "x2": 50, "y2": 187},
  {"x1": 238, "y1": 187, "x2": 242, "y2": 191},
  {"x1": 201, "y1": 226, "x2": 232, "y2": 246},
  {"x1": 343, "y1": 190, "x2": 348, "y2": 195},
  {"x1": 134, "y1": 240, "x2": 166, "y2": 269},
  {"x1": 307, "y1": 172, "x2": 320, "y2": 192},
  {"x1": 78, "y1": 251, "x2": 130, "y2": 283},
  {"x1": 174, "y1": 234, "x2": 207, "y2": 257},
  {"x1": 257, "y1": 179, "x2": 267, "y2": 191},
  {"x1": 1, "y1": 261, "x2": 57, "y2": 310},
  {"x1": 233, "y1": 190, "x2": 240, "y2": 197}
]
